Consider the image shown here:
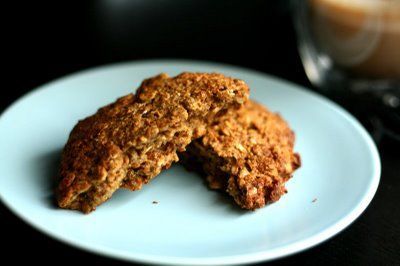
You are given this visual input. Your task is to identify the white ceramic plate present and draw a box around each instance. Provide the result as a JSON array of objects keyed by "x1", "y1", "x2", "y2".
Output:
[{"x1": 0, "y1": 60, "x2": 380, "y2": 265}]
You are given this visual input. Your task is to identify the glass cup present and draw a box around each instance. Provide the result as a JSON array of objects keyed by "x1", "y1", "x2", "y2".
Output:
[{"x1": 293, "y1": 0, "x2": 400, "y2": 142}]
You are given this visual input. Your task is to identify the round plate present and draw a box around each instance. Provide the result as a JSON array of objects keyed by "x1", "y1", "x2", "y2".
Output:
[{"x1": 0, "y1": 60, "x2": 380, "y2": 265}]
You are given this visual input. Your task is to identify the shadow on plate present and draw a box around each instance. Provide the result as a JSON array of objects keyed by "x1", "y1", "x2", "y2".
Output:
[
  {"x1": 33, "y1": 148, "x2": 62, "y2": 209},
  {"x1": 178, "y1": 165, "x2": 249, "y2": 215},
  {"x1": 211, "y1": 189, "x2": 249, "y2": 214}
]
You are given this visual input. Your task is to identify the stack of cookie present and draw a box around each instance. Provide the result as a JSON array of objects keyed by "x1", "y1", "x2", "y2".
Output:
[{"x1": 56, "y1": 72, "x2": 300, "y2": 213}]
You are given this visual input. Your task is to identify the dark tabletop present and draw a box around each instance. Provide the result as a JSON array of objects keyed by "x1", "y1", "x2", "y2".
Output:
[{"x1": 3, "y1": 1, "x2": 399, "y2": 265}]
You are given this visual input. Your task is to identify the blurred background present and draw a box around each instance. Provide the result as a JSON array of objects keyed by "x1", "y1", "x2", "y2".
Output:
[
  {"x1": 3, "y1": 0, "x2": 399, "y2": 265},
  {"x1": 3, "y1": 0, "x2": 307, "y2": 112}
]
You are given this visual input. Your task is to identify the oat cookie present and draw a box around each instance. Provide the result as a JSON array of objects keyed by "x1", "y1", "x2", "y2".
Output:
[
  {"x1": 57, "y1": 73, "x2": 249, "y2": 213},
  {"x1": 180, "y1": 100, "x2": 300, "y2": 210}
]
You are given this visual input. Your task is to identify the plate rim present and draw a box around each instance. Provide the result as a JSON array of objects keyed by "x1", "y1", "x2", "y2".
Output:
[{"x1": 0, "y1": 59, "x2": 381, "y2": 265}]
